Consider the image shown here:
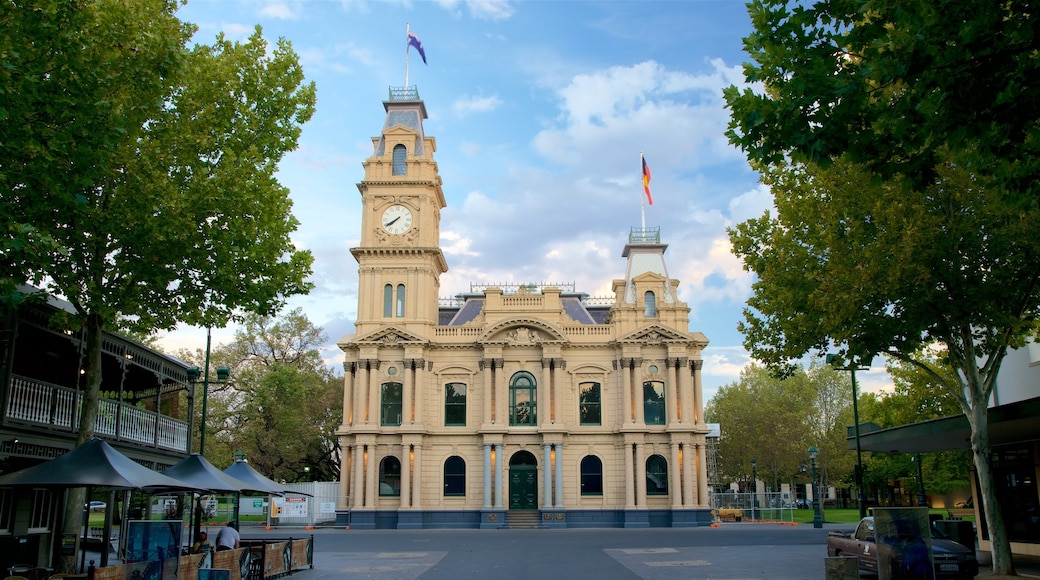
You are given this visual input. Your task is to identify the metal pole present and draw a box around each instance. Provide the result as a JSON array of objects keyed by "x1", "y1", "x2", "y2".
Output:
[
  {"x1": 915, "y1": 453, "x2": 927, "y2": 507},
  {"x1": 199, "y1": 327, "x2": 212, "y2": 456},
  {"x1": 810, "y1": 450, "x2": 822, "y2": 528},
  {"x1": 851, "y1": 367, "x2": 865, "y2": 519},
  {"x1": 751, "y1": 458, "x2": 757, "y2": 521}
]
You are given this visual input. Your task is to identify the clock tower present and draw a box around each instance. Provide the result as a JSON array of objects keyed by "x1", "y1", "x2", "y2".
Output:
[{"x1": 351, "y1": 87, "x2": 447, "y2": 336}]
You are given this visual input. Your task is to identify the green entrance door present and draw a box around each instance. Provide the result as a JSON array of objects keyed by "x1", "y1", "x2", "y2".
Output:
[{"x1": 509, "y1": 450, "x2": 538, "y2": 509}]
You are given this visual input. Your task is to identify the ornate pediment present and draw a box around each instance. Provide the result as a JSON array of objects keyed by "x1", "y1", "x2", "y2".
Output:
[
  {"x1": 353, "y1": 326, "x2": 427, "y2": 346},
  {"x1": 617, "y1": 324, "x2": 691, "y2": 345},
  {"x1": 481, "y1": 318, "x2": 567, "y2": 344}
]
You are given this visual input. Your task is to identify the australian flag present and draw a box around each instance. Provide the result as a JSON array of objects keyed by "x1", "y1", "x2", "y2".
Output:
[{"x1": 408, "y1": 31, "x2": 427, "y2": 65}]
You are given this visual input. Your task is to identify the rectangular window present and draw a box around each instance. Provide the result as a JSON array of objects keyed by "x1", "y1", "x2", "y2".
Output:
[
  {"x1": 644, "y1": 381, "x2": 665, "y2": 425},
  {"x1": 444, "y1": 383, "x2": 467, "y2": 426},
  {"x1": 29, "y1": 488, "x2": 53, "y2": 532},
  {"x1": 381, "y1": 382, "x2": 403, "y2": 426},
  {"x1": 383, "y1": 284, "x2": 393, "y2": 317},
  {"x1": 579, "y1": 382, "x2": 601, "y2": 425}
]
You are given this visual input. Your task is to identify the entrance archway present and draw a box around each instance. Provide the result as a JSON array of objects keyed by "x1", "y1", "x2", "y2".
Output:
[{"x1": 508, "y1": 450, "x2": 538, "y2": 509}]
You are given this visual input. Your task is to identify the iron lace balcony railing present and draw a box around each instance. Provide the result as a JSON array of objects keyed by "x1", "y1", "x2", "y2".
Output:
[{"x1": 6, "y1": 374, "x2": 188, "y2": 452}]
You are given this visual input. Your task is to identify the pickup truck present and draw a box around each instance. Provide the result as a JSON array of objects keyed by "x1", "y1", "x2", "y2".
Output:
[{"x1": 827, "y1": 516, "x2": 978, "y2": 579}]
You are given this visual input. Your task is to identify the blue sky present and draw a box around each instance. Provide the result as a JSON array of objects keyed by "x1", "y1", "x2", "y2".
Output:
[{"x1": 159, "y1": 0, "x2": 892, "y2": 401}]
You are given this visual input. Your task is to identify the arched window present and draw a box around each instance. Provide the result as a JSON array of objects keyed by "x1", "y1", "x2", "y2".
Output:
[
  {"x1": 444, "y1": 382, "x2": 467, "y2": 426},
  {"x1": 646, "y1": 454, "x2": 668, "y2": 495},
  {"x1": 392, "y1": 144, "x2": 407, "y2": 175},
  {"x1": 644, "y1": 290, "x2": 657, "y2": 317},
  {"x1": 580, "y1": 455, "x2": 603, "y2": 496},
  {"x1": 383, "y1": 284, "x2": 393, "y2": 317},
  {"x1": 379, "y1": 456, "x2": 401, "y2": 496},
  {"x1": 579, "y1": 382, "x2": 601, "y2": 425},
  {"x1": 509, "y1": 372, "x2": 537, "y2": 426},
  {"x1": 443, "y1": 456, "x2": 466, "y2": 496},
  {"x1": 396, "y1": 283, "x2": 406, "y2": 317},
  {"x1": 381, "y1": 382, "x2": 402, "y2": 426},
  {"x1": 643, "y1": 380, "x2": 665, "y2": 425}
]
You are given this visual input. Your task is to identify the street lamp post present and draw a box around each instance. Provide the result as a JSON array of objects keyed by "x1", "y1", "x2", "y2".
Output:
[
  {"x1": 809, "y1": 446, "x2": 822, "y2": 529},
  {"x1": 751, "y1": 458, "x2": 758, "y2": 521},
  {"x1": 826, "y1": 353, "x2": 867, "y2": 519},
  {"x1": 304, "y1": 466, "x2": 311, "y2": 482},
  {"x1": 913, "y1": 453, "x2": 927, "y2": 507},
  {"x1": 186, "y1": 328, "x2": 231, "y2": 456}
]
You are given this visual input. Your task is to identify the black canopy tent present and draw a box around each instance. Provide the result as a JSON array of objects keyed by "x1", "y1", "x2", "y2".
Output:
[
  {"x1": 161, "y1": 454, "x2": 272, "y2": 548},
  {"x1": 0, "y1": 438, "x2": 197, "y2": 570}
]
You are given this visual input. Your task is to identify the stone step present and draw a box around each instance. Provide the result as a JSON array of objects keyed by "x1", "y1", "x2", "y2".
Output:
[{"x1": 506, "y1": 510, "x2": 541, "y2": 529}]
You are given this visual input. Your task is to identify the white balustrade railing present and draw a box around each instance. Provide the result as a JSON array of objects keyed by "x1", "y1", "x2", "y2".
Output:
[{"x1": 5, "y1": 375, "x2": 188, "y2": 453}]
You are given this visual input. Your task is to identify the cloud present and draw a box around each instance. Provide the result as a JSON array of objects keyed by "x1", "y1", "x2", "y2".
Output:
[
  {"x1": 259, "y1": 2, "x2": 300, "y2": 20},
  {"x1": 453, "y1": 94, "x2": 503, "y2": 116},
  {"x1": 433, "y1": 0, "x2": 515, "y2": 20}
]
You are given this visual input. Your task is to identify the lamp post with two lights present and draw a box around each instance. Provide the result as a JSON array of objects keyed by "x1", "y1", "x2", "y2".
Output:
[
  {"x1": 826, "y1": 353, "x2": 867, "y2": 519},
  {"x1": 185, "y1": 328, "x2": 231, "y2": 456}
]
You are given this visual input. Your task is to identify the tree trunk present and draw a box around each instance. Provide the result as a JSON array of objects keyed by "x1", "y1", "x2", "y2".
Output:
[
  {"x1": 966, "y1": 389, "x2": 1015, "y2": 576},
  {"x1": 58, "y1": 313, "x2": 104, "y2": 573}
]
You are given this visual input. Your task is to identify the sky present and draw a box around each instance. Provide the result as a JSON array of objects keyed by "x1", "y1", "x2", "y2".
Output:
[{"x1": 159, "y1": 0, "x2": 893, "y2": 402}]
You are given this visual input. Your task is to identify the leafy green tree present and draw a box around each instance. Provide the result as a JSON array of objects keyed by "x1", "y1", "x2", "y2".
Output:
[
  {"x1": 723, "y1": 0, "x2": 1040, "y2": 200},
  {"x1": 1, "y1": 0, "x2": 315, "y2": 568},
  {"x1": 707, "y1": 364, "x2": 851, "y2": 498},
  {"x1": 726, "y1": 153, "x2": 1035, "y2": 572},
  {"x1": 188, "y1": 310, "x2": 342, "y2": 482}
]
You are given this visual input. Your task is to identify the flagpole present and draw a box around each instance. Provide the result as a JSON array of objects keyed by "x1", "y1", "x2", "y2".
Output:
[
  {"x1": 640, "y1": 151, "x2": 646, "y2": 230},
  {"x1": 405, "y1": 22, "x2": 411, "y2": 87}
]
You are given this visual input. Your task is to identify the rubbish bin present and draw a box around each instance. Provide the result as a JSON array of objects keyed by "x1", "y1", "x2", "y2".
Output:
[{"x1": 935, "y1": 519, "x2": 976, "y2": 550}]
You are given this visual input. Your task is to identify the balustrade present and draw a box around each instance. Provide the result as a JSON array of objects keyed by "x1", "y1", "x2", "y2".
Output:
[{"x1": 5, "y1": 375, "x2": 188, "y2": 452}]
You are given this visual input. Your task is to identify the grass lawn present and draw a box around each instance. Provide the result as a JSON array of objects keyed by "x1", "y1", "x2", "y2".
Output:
[{"x1": 791, "y1": 508, "x2": 974, "y2": 525}]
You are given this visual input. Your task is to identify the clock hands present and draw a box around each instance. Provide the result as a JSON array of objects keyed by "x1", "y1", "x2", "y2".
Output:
[{"x1": 384, "y1": 216, "x2": 401, "y2": 227}]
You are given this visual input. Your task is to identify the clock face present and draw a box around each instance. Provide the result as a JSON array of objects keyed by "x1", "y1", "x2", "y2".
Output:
[{"x1": 381, "y1": 204, "x2": 413, "y2": 235}]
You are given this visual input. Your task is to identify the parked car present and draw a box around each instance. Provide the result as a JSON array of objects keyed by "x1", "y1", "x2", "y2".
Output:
[
  {"x1": 88, "y1": 501, "x2": 106, "y2": 512},
  {"x1": 827, "y1": 516, "x2": 977, "y2": 579}
]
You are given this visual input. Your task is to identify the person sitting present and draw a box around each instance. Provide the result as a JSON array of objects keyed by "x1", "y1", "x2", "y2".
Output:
[
  {"x1": 214, "y1": 523, "x2": 240, "y2": 551},
  {"x1": 191, "y1": 531, "x2": 213, "y2": 554}
]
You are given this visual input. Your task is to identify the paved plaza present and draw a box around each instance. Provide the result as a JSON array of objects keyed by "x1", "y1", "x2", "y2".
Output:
[{"x1": 245, "y1": 522, "x2": 840, "y2": 580}]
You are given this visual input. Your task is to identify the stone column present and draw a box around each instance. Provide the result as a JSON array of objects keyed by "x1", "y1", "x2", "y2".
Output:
[
  {"x1": 483, "y1": 443, "x2": 492, "y2": 509},
  {"x1": 367, "y1": 361, "x2": 380, "y2": 426},
  {"x1": 683, "y1": 442, "x2": 696, "y2": 507},
  {"x1": 400, "y1": 445, "x2": 411, "y2": 509},
  {"x1": 495, "y1": 359, "x2": 507, "y2": 426},
  {"x1": 634, "y1": 360, "x2": 645, "y2": 424},
  {"x1": 413, "y1": 359, "x2": 425, "y2": 424},
  {"x1": 353, "y1": 444, "x2": 365, "y2": 509},
  {"x1": 402, "y1": 363, "x2": 413, "y2": 427},
  {"x1": 670, "y1": 442, "x2": 682, "y2": 508},
  {"x1": 554, "y1": 443, "x2": 564, "y2": 509},
  {"x1": 358, "y1": 362, "x2": 370, "y2": 424},
  {"x1": 635, "y1": 443, "x2": 647, "y2": 507},
  {"x1": 621, "y1": 359, "x2": 633, "y2": 423},
  {"x1": 667, "y1": 359, "x2": 679, "y2": 425},
  {"x1": 412, "y1": 444, "x2": 423, "y2": 508},
  {"x1": 540, "y1": 359, "x2": 551, "y2": 427},
  {"x1": 365, "y1": 445, "x2": 377, "y2": 508},
  {"x1": 692, "y1": 360, "x2": 703, "y2": 424},
  {"x1": 495, "y1": 443, "x2": 505, "y2": 509},
  {"x1": 482, "y1": 360, "x2": 493, "y2": 425},
  {"x1": 679, "y1": 357, "x2": 692, "y2": 425},
  {"x1": 542, "y1": 443, "x2": 552, "y2": 509},
  {"x1": 624, "y1": 443, "x2": 635, "y2": 508},
  {"x1": 343, "y1": 362, "x2": 355, "y2": 427},
  {"x1": 343, "y1": 444, "x2": 355, "y2": 509},
  {"x1": 697, "y1": 444, "x2": 709, "y2": 507}
]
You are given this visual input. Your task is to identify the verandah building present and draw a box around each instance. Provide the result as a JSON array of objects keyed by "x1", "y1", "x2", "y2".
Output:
[{"x1": 336, "y1": 87, "x2": 712, "y2": 529}]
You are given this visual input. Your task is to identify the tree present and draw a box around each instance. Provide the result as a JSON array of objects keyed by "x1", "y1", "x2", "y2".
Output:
[
  {"x1": 726, "y1": 153, "x2": 1037, "y2": 573},
  {"x1": 706, "y1": 364, "x2": 852, "y2": 498},
  {"x1": 187, "y1": 310, "x2": 342, "y2": 482},
  {"x1": 723, "y1": 0, "x2": 1040, "y2": 201},
  {"x1": 1, "y1": 0, "x2": 315, "y2": 569}
]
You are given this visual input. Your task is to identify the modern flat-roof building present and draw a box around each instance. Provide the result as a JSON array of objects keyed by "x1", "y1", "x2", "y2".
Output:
[{"x1": 335, "y1": 87, "x2": 711, "y2": 529}]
